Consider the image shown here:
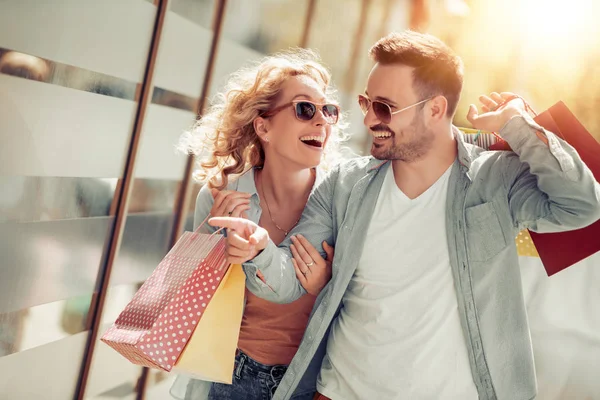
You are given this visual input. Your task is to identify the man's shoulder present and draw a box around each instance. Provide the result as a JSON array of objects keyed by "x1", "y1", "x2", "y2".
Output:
[
  {"x1": 336, "y1": 156, "x2": 384, "y2": 177},
  {"x1": 315, "y1": 156, "x2": 383, "y2": 194},
  {"x1": 313, "y1": 156, "x2": 383, "y2": 210},
  {"x1": 465, "y1": 142, "x2": 519, "y2": 184}
]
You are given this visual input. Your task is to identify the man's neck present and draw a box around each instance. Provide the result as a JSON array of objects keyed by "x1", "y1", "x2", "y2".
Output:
[{"x1": 391, "y1": 128, "x2": 457, "y2": 199}]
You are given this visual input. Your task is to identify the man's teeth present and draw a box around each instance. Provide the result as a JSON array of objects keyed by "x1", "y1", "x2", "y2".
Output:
[
  {"x1": 300, "y1": 136, "x2": 324, "y2": 143},
  {"x1": 373, "y1": 132, "x2": 392, "y2": 138}
]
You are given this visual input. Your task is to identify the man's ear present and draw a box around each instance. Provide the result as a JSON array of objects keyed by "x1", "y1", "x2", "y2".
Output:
[{"x1": 428, "y1": 95, "x2": 449, "y2": 121}]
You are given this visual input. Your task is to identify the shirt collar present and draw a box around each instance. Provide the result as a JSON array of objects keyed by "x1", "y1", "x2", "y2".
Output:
[
  {"x1": 454, "y1": 125, "x2": 473, "y2": 170},
  {"x1": 234, "y1": 167, "x2": 324, "y2": 195},
  {"x1": 235, "y1": 168, "x2": 258, "y2": 196}
]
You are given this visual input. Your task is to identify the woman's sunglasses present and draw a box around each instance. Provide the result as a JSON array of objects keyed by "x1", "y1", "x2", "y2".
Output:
[
  {"x1": 263, "y1": 100, "x2": 340, "y2": 125},
  {"x1": 357, "y1": 94, "x2": 432, "y2": 124}
]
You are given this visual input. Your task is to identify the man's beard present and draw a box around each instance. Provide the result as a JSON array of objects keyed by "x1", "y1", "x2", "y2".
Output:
[{"x1": 370, "y1": 112, "x2": 434, "y2": 162}]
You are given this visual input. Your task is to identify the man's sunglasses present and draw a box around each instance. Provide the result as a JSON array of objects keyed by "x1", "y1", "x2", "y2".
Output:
[
  {"x1": 262, "y1": 100, "x2": 340, "y2": 125},
  {"x1": 357, "y1": 94, "x2": 432, "y2": 124}
]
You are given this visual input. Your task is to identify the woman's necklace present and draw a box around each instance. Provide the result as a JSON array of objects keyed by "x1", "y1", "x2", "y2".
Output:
[{"x1": 257, "y1": 170, "x2": 304, "y2": 236}]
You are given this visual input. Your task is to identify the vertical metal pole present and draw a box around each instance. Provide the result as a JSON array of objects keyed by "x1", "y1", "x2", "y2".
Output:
[
  {"x1": 300, "y1": 0, "x2": 317, "y2": 48},
  {"x1": 343, "y1": 0, "x2": 372, "y2": 94},
  {"x1": 74, "y1": 1, "x2": 170, "y2": 398}
]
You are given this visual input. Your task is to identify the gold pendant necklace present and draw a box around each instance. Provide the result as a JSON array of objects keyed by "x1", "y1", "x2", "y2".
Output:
[{"x1": 258, "y1": 171, "x2": 302, "y2": 236}]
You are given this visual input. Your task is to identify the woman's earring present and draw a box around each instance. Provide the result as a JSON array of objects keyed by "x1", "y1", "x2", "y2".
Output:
[{"x1": 264, "y1": 136, "x2": 269, "y2": 142}]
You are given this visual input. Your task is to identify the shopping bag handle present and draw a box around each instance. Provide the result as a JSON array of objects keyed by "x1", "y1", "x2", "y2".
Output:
[
  {"x1": 459, "y1": 95, "x2": 538, "y2": 143},
  {"x1": 194, "y1": 213, "x2": 225, "y2": 236},
  {"x1": 192, "y1": 168, "x2": 254, "y2": 237},
  {"x1": 486, "y1": 95, "x2": 537, "y2": 141},
  {"x1": 195, "y1": 208, "x2": 278, "y2": 294},
  {"x1": 457, "y1": 95, "x2": 537, "y2": 139},
  {"x1": 493, "y1": 94, "x2": 537, "y2": 116}
]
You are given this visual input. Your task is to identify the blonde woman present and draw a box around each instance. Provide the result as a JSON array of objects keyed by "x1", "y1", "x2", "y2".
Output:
[{"x1": 174, "y1": 49, "x2": 345, "y2": 400}]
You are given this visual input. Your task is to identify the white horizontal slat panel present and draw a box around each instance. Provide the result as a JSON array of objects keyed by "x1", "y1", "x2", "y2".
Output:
[
  {"x1": 135, "y1": 104, "x2": 195, "y2": 180},
  {"x1": 153, "y1": 11, "x2": 213, "y2": 98},
  {"x1": 0, "y1": 0, "x2": 156, "y2": 82},
  {"x1": 87, "y1": 284, "x2": 142, "y2": 398},
  {"x1": 0, "y1": 331, "x2": 88, "y2": 399},
  {"x1": 209, "y1": 37, "x2": 263, "y2": 99},
  {"x1": 145, "y1": 374, "x2": 177, "y2": 400},
  {"x1": 0, "y1": 75, "x2": 136, "y2": 177},
  {"x1": 85, "y1": 324, "x2": 143, "y2": 399}
]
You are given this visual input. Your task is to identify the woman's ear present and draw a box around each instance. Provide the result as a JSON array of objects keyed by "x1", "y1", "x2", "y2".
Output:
[{"x1": 253, "y1": 117, "x2": 269, "y2": 142}]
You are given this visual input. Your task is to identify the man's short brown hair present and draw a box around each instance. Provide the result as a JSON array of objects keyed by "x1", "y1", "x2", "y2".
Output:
[{"x1": 369, "y1": 31, "x2": 464, "y2": 117}]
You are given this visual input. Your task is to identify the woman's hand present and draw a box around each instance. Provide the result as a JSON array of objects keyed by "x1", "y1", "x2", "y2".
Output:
[
  {"x1": 208, "y1": 217, "x2": 270, "y2": 265},
  {"x1": 290, "y1": 234, "x2": 334, "y2": 296},
  {"x1": 210, "y1": 189, "x2": 252, "y2": 219}
]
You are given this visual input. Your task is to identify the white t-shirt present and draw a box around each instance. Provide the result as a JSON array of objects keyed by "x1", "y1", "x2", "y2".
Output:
[{"x1": 317, "y1": 164, "x2": 478, "y2": 400}]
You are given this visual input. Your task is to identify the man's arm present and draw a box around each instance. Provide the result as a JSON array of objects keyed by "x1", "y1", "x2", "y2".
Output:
[
  {"x1": 245, "y1": 167, "x2": 338, "y2": 303},
  {"x1": 500, "y1": 115, "x2": 600, "y2": 232},
  {"x1": 212, "y1": 166, "x2": 339, "y2": 304},
  {"x1": 468, "y1": 93, "x2": 600, "y2": 232}
]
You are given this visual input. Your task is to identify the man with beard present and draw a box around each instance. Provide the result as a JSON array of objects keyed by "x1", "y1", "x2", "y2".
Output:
[{"x1": 210, "y1": 31, "x2": 600, "y2": 400}]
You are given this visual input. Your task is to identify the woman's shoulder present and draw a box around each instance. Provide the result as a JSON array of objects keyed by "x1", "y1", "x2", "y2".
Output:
[{"x1": 198, "y1": 168, "x2": 255, "y2": 194}]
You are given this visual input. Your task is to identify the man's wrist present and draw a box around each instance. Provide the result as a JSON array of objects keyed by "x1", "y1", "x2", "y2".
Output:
[
  {"x1": 500, "y1": 107, "x2": 523, "y2": 124},
  {"x1": 495, "y1": 108, "x2": 526, "y2": 137}
]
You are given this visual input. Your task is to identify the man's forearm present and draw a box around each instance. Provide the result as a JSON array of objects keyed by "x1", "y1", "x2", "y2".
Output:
[{"x1": 243, "y1": 241, "x2": 307, "y2": 303}]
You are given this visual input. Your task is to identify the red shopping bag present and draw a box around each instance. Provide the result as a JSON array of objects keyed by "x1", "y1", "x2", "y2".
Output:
[
  {"x1": 101, "y1": 217, "x2": 229, "y2": 372},
  {"x1": 490, "y1": 101, "x2": 600, "y2": 275}
]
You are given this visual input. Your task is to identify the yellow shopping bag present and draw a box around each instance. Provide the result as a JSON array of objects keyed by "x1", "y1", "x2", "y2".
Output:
[{"x1": 174, "y1": 264, "x2": 245, "y2": 384}]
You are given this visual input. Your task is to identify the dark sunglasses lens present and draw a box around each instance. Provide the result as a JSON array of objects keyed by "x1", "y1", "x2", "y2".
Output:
[
  {"x1": 372, "y1": 101, "x2": 392, "y2": 124},
  {"x1": 295, "y1": 102, "x2": 316, "y2": 120},
  {"x1": 322, "y1": 104, "x2": 339, "y2": 123}
]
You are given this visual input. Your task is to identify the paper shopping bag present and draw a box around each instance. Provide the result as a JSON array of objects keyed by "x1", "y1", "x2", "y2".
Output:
[
  {"x1": 174, "y1": 264, "x2": 245, "y2": 383},
  {"x1": 527, "y1": 102, "x2": 600, "y2": 275},
  {"x1": 489, "y1": 101, "x2": 600, "y2": 275},
  {"x1": 101, "y1": 224, "x2": 230, "y2": 372}
]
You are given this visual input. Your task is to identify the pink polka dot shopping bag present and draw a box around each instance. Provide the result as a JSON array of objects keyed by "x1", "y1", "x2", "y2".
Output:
[{"x1": 101, "y1": 216, "x2": 245, "y2": 384}]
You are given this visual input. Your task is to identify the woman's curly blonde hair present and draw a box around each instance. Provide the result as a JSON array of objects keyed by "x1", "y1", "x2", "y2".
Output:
[{"x1": 178, "y1": 48, "x2": 347, "y2": 189}]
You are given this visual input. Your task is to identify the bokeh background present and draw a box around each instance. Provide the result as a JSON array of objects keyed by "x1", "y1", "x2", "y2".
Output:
[{"x1": 0, "y1": 1, "x2": 598, "y2": 399}]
